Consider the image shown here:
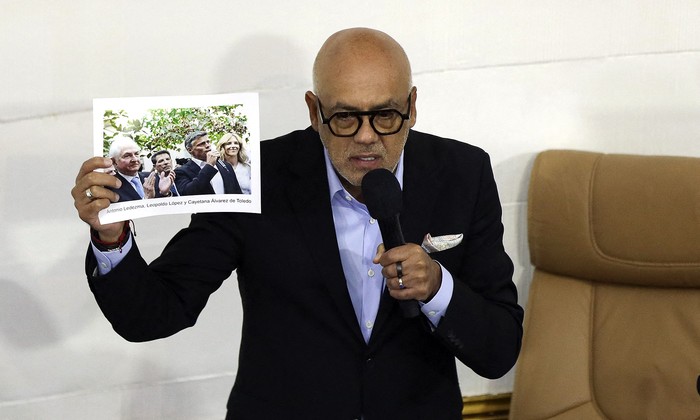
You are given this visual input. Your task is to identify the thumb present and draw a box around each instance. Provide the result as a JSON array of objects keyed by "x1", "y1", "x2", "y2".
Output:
[{"x1": 373, "y1": 243, "x2": 386, "y2": 264}]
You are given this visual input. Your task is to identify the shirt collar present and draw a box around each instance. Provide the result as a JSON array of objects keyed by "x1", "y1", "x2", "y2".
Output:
[
  {"x1": 322, "y1": 148, "x2": 405, "y2": 203},
  {"x1": 191, "y1": 157, "x2": 206, "y2": 169},
  {"x1": 117, "y1": 171, "x2": 138, "y2": 181}
]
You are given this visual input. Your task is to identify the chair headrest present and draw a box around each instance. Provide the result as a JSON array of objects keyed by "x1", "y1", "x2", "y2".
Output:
[{"x1": 528, "y1": 150, "x2": 700, "y2": 287}]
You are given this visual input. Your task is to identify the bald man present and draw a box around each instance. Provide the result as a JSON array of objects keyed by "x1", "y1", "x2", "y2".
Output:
[{"x1": 72, "y1": 28, "x2": 523, "y2": 419}]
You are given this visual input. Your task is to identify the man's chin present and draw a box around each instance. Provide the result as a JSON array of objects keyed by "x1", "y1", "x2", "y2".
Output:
[
  {"x1": 333, "y1": 169, "x2": 362, "y2": 188},
  {"x1": 335, "y1": 161, "x2": 392, "y2": 188}
]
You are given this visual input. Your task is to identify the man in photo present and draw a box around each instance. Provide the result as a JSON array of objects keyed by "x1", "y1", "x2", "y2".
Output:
[
  {"x1": 106, "y1": 136, "x2": 149, "y2": 202},
  {"x1": 174, "y1": 131, "x2": 243, "y2": 196},
  {"x1": 149, "y1": 150, "x2": 179, "y2": 197}
]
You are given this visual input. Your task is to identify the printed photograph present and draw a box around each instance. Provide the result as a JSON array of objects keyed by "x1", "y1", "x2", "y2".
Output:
[{"x1": 93, "y1": 93, "x2": 260, "y2": 223}]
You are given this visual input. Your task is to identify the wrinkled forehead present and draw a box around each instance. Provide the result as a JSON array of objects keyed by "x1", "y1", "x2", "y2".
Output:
[
  {"x1": 119, "y1": 147, "x2": 140, "y2": 158},
  {"x1": 316, "y1": 60, "x2": 411, "y2": 110}
]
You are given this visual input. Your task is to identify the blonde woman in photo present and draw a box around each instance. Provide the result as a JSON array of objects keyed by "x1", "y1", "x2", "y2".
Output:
[{"x1": 217, "y1": 132, "x2": 252, "y2": 194}]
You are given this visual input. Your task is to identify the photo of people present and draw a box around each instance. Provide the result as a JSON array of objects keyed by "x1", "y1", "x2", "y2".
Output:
[
  {"x1": 106, "y1": 136, "x2": 178, "y2": 202},
  {"x1": 93, "y1": 93, "x2": 260, "y2": 223},
  {"x1": 175, "y1": 131, "x2": 243, "y2": 196}
]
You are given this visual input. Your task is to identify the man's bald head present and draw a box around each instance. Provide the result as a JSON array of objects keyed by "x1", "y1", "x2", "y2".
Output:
[
  {"x1": 304, "y1": 28, "x2": 417, "y2": 199},
  {"x1": 312, "y1": 28, "x2": 413, "y2": 98}
]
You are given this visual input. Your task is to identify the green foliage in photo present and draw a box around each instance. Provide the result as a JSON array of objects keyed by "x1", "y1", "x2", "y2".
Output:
[{"x1": 103, "y1": 104, "x2": 249, "y2": 157}]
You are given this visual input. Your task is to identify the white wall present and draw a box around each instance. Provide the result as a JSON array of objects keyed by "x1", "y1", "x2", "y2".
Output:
[{"x1": 2, "y1": 1, "x2": 699, "y2": 418}]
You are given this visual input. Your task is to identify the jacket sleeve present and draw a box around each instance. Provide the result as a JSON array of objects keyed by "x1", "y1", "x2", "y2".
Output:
[
  {"x1": 433, "y1": 154, "x2": 524, "y2": 379},
  {"x1": 85, "y1": 212, "x2": 240, "y2": 342}
]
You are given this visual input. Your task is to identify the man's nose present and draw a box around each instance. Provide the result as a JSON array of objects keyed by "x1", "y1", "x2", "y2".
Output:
[{"x1": 353, "y1": 116, "x2": 379, "y2": 144}]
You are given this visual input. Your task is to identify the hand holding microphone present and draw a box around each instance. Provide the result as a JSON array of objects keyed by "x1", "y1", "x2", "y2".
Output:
[{"x1": 362, "y1": 169, "x2": 442, "y2": 318}]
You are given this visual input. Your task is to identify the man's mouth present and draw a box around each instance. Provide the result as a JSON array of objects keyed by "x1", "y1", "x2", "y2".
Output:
[{"x1": 350, "y1": 155, "x2": 381, "y2": 169}]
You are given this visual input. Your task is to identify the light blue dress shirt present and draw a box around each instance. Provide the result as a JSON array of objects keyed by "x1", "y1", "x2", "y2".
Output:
[{"x1": 322, "y1": 150, "x2": 453, "y2": 343}]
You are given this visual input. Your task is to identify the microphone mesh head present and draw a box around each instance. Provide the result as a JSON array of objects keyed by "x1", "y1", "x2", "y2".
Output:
[{"x1": 361, "y1": 168, "x2": 402, "y2": 220}]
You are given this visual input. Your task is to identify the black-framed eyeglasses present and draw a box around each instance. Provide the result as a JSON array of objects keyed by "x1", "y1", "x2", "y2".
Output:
[{"x1": 317, "y1": 94, "x2": 412, "y2": 137}]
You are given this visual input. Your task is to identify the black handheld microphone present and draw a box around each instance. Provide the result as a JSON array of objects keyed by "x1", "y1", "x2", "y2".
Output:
[{"x1": 362, "y1": 168, "x2": 421, "y2": 319}]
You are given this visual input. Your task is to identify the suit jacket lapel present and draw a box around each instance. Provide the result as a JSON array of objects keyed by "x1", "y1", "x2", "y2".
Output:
[
  {"x1": 114, "y1": 172, "x2": 142, "y2": 201},
  {"x1": 400, "y1": 131, "x2": 444, "y2": 244},
  {"x1": 285, "y1": 129, "x2": 365, "y2": 343},
  {"x1": 218, "y1": 160, "x2": 242, "y2": 194},
  {"x1": 187, "y1": 160, "x2": 214, "y2": 194}
]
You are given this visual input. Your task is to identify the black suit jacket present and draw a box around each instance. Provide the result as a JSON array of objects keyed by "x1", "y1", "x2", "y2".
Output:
[
  {"x1": 110, "y1": 171, "x2": 178, "y2": 200},
  {"x1": 87, "y1": 128, "x2": 523, "y2": 420},
  {"x1": 110, "y1": 171, "x2": 147, "y2": 202},
  {"x1": 175, "y1": 159, "x2": 242, "y2": 196}
]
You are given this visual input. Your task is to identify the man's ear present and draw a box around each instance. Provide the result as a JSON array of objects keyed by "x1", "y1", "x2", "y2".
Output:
[
  {"x1": 408, "y1": 86, "x2": 417, "y2": 129},
  {"x1": 305, "y1": 91, "x2": 320, "y2": 132}
]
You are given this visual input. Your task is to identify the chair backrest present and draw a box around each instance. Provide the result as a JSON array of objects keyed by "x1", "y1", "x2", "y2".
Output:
[{"x1": 509, "y1": 150, "x2": 700, "y2": 419}]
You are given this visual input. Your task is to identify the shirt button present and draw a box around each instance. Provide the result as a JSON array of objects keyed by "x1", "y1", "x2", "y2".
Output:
[
  {"x1": 365, "y1": 320, "x2": 373, "y2": 329},
  {"x1": 369, "y1": 218, "x2": 376, "y2": 224},
  {"x1": 100, "y1": 262, "x2": 108, "y2": 269},
  {"x1": 368, "y1": 269, "x2": 375, "y2": 277},
  {"x1": 428, "y1": 311, "x2": 437, "y2": 317},
  {"x1": 345, "y1": 194, "x2": 352, "y2": 201}
]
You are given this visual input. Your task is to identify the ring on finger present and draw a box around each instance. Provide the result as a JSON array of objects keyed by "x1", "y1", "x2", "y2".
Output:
[
  {"x1": 85, "y1": 188, "x2": 94, "y2": 199},
  {"x1": 396, "y1": 262, "x2": 405, "y2": 289},
  {"x1": 395, "y1": 261, "x2": 403, "y2": 278}
]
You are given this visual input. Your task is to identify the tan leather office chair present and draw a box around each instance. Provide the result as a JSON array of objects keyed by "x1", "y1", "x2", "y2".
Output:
[{"x1": 509, "y1": 150, "x2": 700, "y2": 419}]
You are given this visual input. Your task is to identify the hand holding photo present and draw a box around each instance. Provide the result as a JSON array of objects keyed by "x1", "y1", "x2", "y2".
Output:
[{"x1": 92, "y1": 93, "x2": 260, "y2": 223}]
